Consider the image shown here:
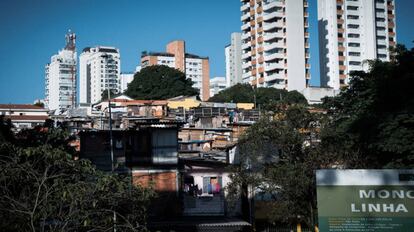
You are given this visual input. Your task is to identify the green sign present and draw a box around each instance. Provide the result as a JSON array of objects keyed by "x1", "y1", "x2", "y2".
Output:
[{"x1": 316, "y1": 170, "x2": 414, "y2": 232}]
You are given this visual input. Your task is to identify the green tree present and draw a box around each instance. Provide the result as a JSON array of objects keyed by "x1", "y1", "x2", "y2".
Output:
[
  {"x1": 227, "y1": 105, "x2": 330, "y2": 227},
  {"x1": 208, "y1": 83, "x2": 307, "y2": 109},
  {"x1": 208, "y1": 83, "x2": 254, "y2": 103},
  {"x1": 0, "y1": 118, "x2": 155, "y2": 231},
  {"x1": 33, "y1": 101, "x2": 45, "y2": 108},
  {"x1": 321, "y1": 45, "x2": 414, "y2": 168},
  {"x1": 125, "y1": 65, "x2": 199, "y2": 100}
]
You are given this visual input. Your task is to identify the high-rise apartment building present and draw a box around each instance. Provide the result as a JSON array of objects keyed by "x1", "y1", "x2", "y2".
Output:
[
  {"x1": 120, "y1": 72, "x2": 135, "y2": 93},
  {"x1": 241, "y1": 0, "x2": 310, "y2": 91},
  {"x1": 141, "y1": 40, "x2": 210, "y2": 101},
  {"x1": 225, "y1": 32, "x2": 243, "y2": 88},
  {"x1": 45, "y1": 31, "x2": 77, "y2": 113},
  {"x1": 210, "y1": 77, "x2": 228, "y2": 97},
  {"x1": 79, "y1": 46, "x2": 121, "y2": 104},
  {"x1": 318, "y1": 0, "x2": 396, "y2": 90}
]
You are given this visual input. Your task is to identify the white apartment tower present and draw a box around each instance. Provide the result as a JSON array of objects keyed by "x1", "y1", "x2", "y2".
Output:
[
  {"x1": 225, "y1": 32, "x2": 243, "y2": 88},
  {"x1": 45, "y1": 31, "x2": 77, "y2": 114},
  {"x1": 318, "y1": 0, "x2": 397, "y2": 90},
  {"x1": 79, "y1": 46, "x2": 121, "y2": 104},
  {"x1": 241, "y1": 0, "x2": 310, "y2": 91},
  {"x1": 210, "y1": 77, "x2": 228, "y2": 97},
  {"x1": 120, "y1": 72, "x2": 134, "y2": 93}
]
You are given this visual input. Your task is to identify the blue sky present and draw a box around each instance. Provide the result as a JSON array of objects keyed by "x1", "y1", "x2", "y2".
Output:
[{"x1": 0, "y1": 0, "x2": 413, "y2": 104}]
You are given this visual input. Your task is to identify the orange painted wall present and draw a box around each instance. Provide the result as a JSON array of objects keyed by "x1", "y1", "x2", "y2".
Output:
[
  {"x1": 166, "y1": 40, "x2": 186, "y2": 72},
  {"x1": 202, "y1": 59, "x2": 210, "y2": 101}
]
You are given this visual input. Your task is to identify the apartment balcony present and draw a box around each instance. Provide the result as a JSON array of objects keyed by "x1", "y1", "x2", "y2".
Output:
[
  {"x1": 241, "y1": 13, "x2": 250, "y2": 22},
  {"x1": 242, "y1": 51, "x2": 252, "y2": 59},
  {"x1": 388, "y1": 4, "x2": 394, "y2": 10},
  {"x1": 242, "y1": 61, "x2": 251, "y2": 69},
  {"x1": 389, "y1": 31, "x2": 396, "y2": 37},
  {"x1": 263, "y1": 0, "x2": 284, "y2": 11},
  {"x1": 376, "y1": 12, "x2": 386, "y2": 19},
  {"x1": 264, "y1": 72, "x2": 284, "y2": 82},
  {"x1": 376, "y1": 2, "x2": 386, "y2": 9},
  {"x1": 376, "y1": 21, "x2": 386, "y2": 28},
  {"x1": 263, "y1": 11, "x2": 284, "y2": 21},
  {"x1": 241, "y1": 23, "x2": 250, "y2": 31},
  {"x1": 242, "y1": 71, "x2": 252, "y2": 79},
  {"x1": 264, "y1": 62, "x2": 284, "y2": 71},
  {"x1": 241, "y1": 2, "x2": 249, "y2": 11},
  {"x1": 242, "y1": 41, "x2": 251, "y2": 50},
  {"x1": 377, "y1": 48, "x2": 388, "y2": 55},
  {"x1": 388, "y1": 22, "x2": 395, "y2": 28},
  {"x1": 264, "y1": 41, "x2": 284, "y2": 51},
  {"x1": 264, "y1": 52, "x2": 284, "y2": 61},
  {"x1": 377, "y1": 39, "x2": 386, "y2": 46},
  {"x1": 264, "y1": 32, "x2": 284, "y2": 41},
  {"x1": 389, "y1": 41, "x2": 396, "y2": 47},
  {"x1": 376, "y1": 30, "x2": 386, "y2": 37},
  {"x1": 241, "y1": 32, "x2": 250, "y2": 40},
  {"x1": 263, "y1": 21, "x2": 283, "y2": 31},
  {"x1": 346, "y1": 28, "x2": 359, "y2": 35}
]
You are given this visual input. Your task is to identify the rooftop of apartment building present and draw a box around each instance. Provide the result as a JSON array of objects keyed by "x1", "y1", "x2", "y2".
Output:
[
  {"x1": 82, "y1": 46, "x2": 118, "y2": 53},
  {"x1": 0, "y1": 104, "x2": 47, "y2": 110},
  {"x1": 141, "y1": 51, "x2": 208, "y2": 60}
]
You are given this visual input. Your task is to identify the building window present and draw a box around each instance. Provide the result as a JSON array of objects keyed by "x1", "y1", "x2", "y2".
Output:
[
  {"x1": 347, "y1": 6, "x2": 359, "y2": 10},
  {"x1": 349, "y1": 61, "x2": 361, "y2": 65},
  {"x1": 347, "y1": 24, "x2": 359, "y2": 29}
]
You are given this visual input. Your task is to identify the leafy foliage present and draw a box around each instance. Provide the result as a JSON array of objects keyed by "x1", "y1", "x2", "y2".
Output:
[
  {"x1": 321, "y1": 45, "x2": 414, "y2": 168},
  {"x1": 0, "y1": 119, "x2": 155, "y2": 231},
  {"x1": 125, "y1": 65, "x2": 199, "y2": 100},
  {"x1": 208, "y1": 83, "x2": 307, "y2": 109},
  {"x1": 227, "y1": 105, "x2": 332, "y2": 226}
]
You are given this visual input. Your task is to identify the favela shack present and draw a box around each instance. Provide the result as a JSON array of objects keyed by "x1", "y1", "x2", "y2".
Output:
[{"x1": 351, "y1": 189, "x2": 414, "y2": 213}]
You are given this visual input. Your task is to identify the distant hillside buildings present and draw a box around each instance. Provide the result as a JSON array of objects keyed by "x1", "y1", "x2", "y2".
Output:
[{"x1": 42, "y1": 0, "x2": 398, "y2": 114}]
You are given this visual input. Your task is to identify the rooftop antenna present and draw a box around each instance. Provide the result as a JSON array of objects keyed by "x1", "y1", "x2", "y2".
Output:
[{"x1": 65, "y1": 29, "x2": 76, "y2": 109}]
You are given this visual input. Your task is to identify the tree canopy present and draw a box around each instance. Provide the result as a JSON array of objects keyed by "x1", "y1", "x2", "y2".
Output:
[
  {"x1": 0, "y1": 119, "x2": 154, "y2": 231},
  {"x1": 125, "y1": 65, "x2": 199, "y2": 100},
  {"x1": 227, "y1": 105, "x2": 331, "y2": 227},
  {"x1": 227, "y1": 45, "x2": 414, "y2": 227},
  {"x1": 321, "y1": 45, "x2": 414, "y2": 168},
  {"x1": 208, "y1": 83, "x2": 307, "y2": 109}
]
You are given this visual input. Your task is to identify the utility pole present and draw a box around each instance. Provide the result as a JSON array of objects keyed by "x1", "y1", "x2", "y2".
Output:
[{"x1": 107, "y1": 88, "x2": 116, "y2": 232}]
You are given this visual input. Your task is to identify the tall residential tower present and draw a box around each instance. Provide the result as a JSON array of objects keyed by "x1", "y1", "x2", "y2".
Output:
[
  {"x1": 240, "y1": 0, "x2": 310, "y2": 91},
  {"x1": 318, "y1": 0, "x2": 396, "y2": 90},
  {"x1": 79, "y1": 46, "x2": 121, "y2": 104},
  {"x1": 225, "y1": 32, "x2": 243, "y2": 88},
  {"x1": 45, "y1": 31, "x2": 77, "y2": 113},
  {"x1": 141, "y1": 40, "x2": 210, "y2": 101}
]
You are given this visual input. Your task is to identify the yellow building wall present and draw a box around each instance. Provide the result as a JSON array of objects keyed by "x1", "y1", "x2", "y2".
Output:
[
  {"x1": 167, "y1": 98, "x2": 201, "y2": 110},
  {"x1": 236, "y1": 103, "x2": 254, "y2": 110}
]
